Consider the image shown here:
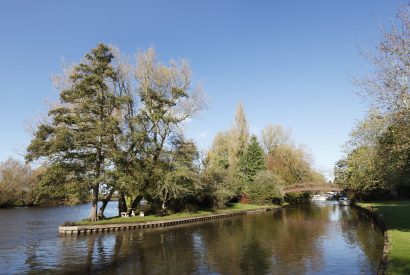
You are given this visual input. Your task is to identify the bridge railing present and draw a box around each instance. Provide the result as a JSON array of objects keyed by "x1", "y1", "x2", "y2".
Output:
[{"x1": 283, "y1": 182, "x2": 340, "y2": 194}]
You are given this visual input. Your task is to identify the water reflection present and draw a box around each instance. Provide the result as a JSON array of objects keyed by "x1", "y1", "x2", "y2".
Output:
[{"x1": 0, "y1": 202, "x2": 384, "y2": 274}]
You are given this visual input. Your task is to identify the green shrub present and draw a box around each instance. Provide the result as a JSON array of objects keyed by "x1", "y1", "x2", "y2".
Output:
[
  {"x1": 201, "y1": 166, "x2": 237, "y2": 209},
  {"x1": 284, "y1": 192, "x2": 311, "y2": 204},
  {"x1": 245, "y1": 171, "x2": 284, "y2": 205}
]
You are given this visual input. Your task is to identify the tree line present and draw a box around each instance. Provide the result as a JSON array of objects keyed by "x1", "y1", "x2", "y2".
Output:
[
  {"x1": 1, "y1": 44, "x2": 325, "y2": 219},
  {"x1": 204, "y1": 104, "x2": 325, "y2": 207},
  {"x1": 0, "y1": 158, "x2": 91, "y2": 207},
  {"x1": 334, "y1": 4, "x2": 410, "y2": 200}
]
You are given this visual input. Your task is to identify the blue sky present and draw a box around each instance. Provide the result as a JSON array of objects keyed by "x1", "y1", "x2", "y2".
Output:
[{"x1": 0, "y1": 0, "x2": 403, "y2": 178}]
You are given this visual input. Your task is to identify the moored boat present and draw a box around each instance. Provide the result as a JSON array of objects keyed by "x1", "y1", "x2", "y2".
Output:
[
  {"x1": 338, "y1": 196, "x2": 350, "y2": 206},
  {"x1": 312, "y1": 194, "x2": 327, "y2": 201}
]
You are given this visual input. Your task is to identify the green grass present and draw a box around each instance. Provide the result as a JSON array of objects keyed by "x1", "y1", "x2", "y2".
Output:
[
  {"x1": 358, "y1": 201, "x2": 410, "y2": 275},
  {"x1": 75, "y1": 203, "x2": 280, "y2": 226}
]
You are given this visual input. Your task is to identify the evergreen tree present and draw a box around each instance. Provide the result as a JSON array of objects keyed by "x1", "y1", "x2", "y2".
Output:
[
  {"x1": 239, "y1": 135, "x2": 266, "y2": 183},
  {"x1": 26, "y1": 44, "x2": 125, "y2": 221}
]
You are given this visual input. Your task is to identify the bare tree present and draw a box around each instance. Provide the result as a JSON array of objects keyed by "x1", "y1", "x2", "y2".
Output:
[
  {"x1": 356, "y1": 4, "x2": 410, "y2": 113},
  {"x1": 126, "y1": 48, "x2": 206, "y2": 208},
  {"x1": 260, "y1": 124, "x2": 291, "y2": 154},
  {"x1": 0, "y1": 158, "x2": 35, "y2": 206}
]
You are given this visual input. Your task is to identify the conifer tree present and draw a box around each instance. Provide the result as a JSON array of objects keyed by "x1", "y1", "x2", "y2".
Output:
[
  {"x1": 26, "y1": 43, "x2": 125, "y2": 221},
  {"x1": 238, "y1": 135, "x2": 266, "y2": 183}
]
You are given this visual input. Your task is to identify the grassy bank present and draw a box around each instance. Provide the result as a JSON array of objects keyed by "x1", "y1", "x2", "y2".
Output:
[
  {"x1": 76, "y1": 203, "x2": 281, "y2": 226},
  {"x1": 358, "y1": 201, "x2": 410, "y2": 275}
]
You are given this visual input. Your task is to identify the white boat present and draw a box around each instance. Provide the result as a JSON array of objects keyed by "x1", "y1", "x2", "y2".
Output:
[
  {"x1": 312, "y1": 194, "x2": 327, "y2": 201},
  {"x1": 338, "y1": 197, "x2": 350, "y2": 206}
]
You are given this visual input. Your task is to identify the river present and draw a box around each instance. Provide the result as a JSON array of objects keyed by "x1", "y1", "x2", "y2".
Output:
[{"x1": 0, "y1": 201, "x2": 384, "y2": 274}]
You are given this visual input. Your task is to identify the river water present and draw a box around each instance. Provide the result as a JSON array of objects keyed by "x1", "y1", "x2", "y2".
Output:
[{"x1": 0, "y1": 201, "x2": 383, "y2": 274}]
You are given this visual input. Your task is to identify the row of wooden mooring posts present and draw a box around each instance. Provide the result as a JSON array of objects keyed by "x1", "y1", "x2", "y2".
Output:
[{"x1": 59, "y1": 208, "x2": 271, "y2": 236}]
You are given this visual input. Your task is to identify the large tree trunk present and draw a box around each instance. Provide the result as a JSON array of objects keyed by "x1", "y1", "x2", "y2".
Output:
[
  {"x1": 118, "y1": 192, "x2": 127, "y2": 216},
  {"x1": 131, "y1": 195, "x2": 143, "y2": 210},
  {"x1": 90, "y1": 184, "x2": 99, "y2": 222},
  {"x1": 160, "y1": 201, "x2": 167, "y2": 215},
  {"x1": 91, "y1": 145, "x2": 103, "y2": 222},
  {"x1": 98, "y1": 187, "x2": 115, "y2": 219}
]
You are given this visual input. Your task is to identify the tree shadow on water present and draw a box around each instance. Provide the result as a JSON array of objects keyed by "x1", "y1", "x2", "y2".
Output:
[{"x1": 240, "y1": 237, "x2": 271, "y2": 275}]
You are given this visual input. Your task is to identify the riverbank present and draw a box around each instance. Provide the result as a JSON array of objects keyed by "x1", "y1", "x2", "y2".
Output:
[
  {"x1": 358, "y1": 201, "x2": 410, "y2": 275},
  {"x1": 59, "y1": 203, "x2": 282, "y2": 235}
]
